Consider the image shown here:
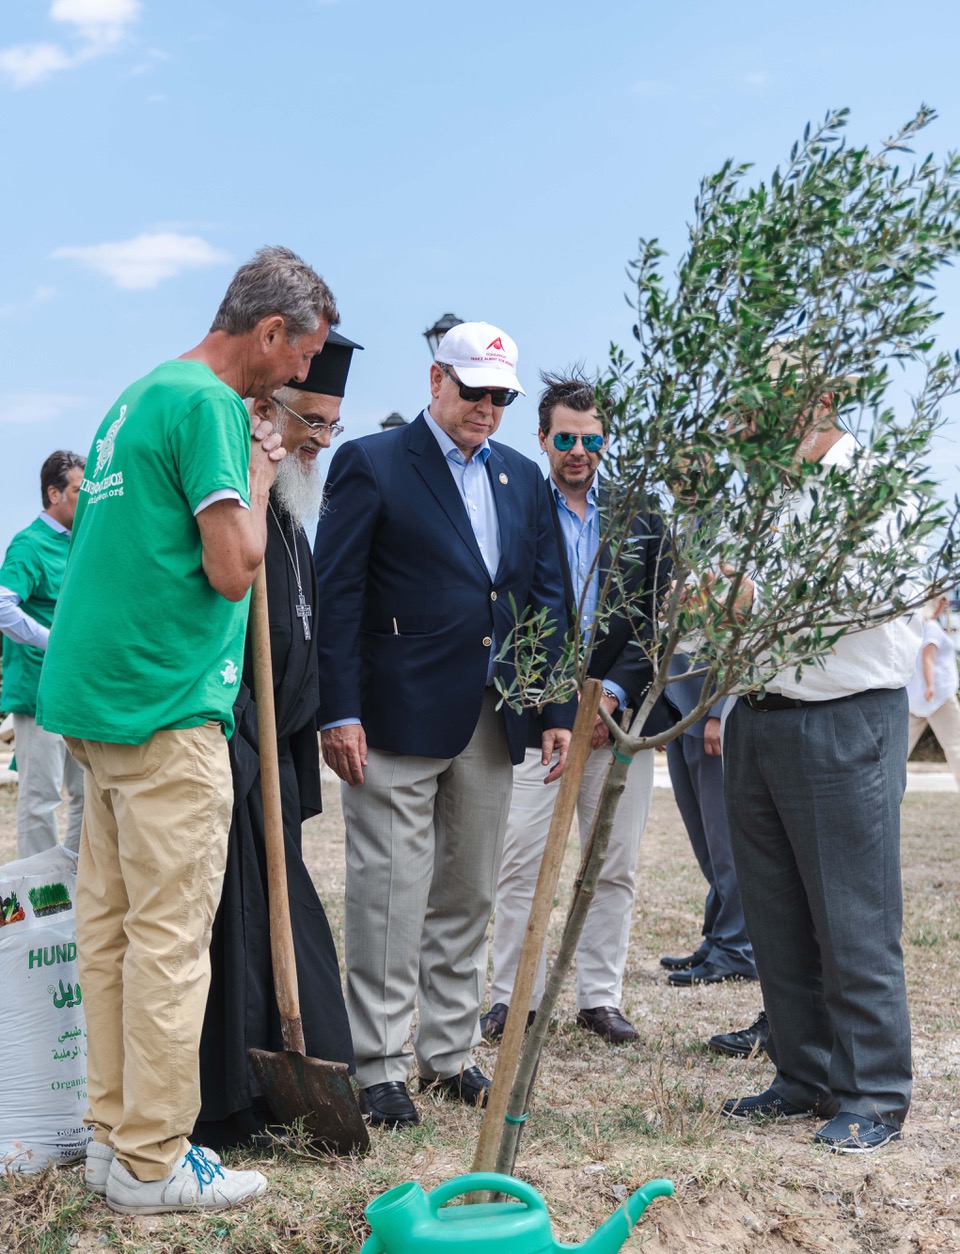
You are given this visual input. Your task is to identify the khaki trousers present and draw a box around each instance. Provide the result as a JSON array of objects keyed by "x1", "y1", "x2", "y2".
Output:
[
  {"x1": 13, "y1": 713, "x2": 84, "y2": 858},
  {"x1": 342, "y1": 691, "x2": 513, "y2": 1087},
  {"x1": 66, "y1": 726, "x2": 231, "y2": 1181},
  {"x1": 490, "y1": 744, "x2": 654, "y2": 1011},
  {"x1": 907, "y1": 698, "x2": 960, "y2": 786}
]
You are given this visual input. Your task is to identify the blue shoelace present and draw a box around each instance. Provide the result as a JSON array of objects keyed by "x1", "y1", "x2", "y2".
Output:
[{"x1": 182, "y1": 1146, "x2": 225, "y2": 1192}]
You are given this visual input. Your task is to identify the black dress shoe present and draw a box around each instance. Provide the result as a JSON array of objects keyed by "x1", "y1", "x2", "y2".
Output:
[
  {"x1": 419, "y1": 1065, "x2": 491, "y2": 1107},
  {"x1": 358, "y1": 1081, "x2": 419, "y2": 1128},
  {"x1": 479, "y1": 1003, "x2": 536, "y2": 1043},
  {"x1": 575, "y1": 1006, "x2": 639, "y2": 1044},
  {"x1": 659, "y1": 947, "x2": 710, "y2": 971},
  {"x1": 708, "y1": 1010, "x2": 770, "y2": 1057},
  {"x1": 668, "y1": 960, "x2": 757, "y2": 987}
]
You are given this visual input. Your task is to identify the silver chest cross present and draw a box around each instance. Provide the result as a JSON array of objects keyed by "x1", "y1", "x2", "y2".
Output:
[{"x1": 295, "y1": 589, "x2": 312, "y2": 641}]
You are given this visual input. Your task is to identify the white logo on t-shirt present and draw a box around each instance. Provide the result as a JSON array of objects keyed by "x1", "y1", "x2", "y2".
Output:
[
  {"x1": 94, "y1": 406, "x2": 127, "y2": 477},
  {"x1": 220, "y1": 660, "x2": 239, "y2": 686}
]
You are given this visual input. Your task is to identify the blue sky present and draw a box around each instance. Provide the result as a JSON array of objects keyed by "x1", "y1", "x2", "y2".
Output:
[{"x1": 3, "y1": 0, "x2": 960, "y2": 550}]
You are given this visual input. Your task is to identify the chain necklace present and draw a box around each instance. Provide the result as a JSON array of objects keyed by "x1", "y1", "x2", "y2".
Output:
[{"x1": 268, "y1": 501, "x2": 312, "y2": 640}]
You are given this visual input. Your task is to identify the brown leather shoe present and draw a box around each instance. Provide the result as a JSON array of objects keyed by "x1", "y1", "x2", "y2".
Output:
[{"x1": 575, "y1": 1005, "x2": 639, "y2": 1044}]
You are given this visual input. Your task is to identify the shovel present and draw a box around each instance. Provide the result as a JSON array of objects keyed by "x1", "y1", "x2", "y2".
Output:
[{"x1": 246, "y1": 562, "x2": 370, "y2": 1156}]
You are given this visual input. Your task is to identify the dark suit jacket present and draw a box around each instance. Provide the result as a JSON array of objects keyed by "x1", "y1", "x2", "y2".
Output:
[
  {"x1": 533, "y1": 479, "x2": 676, "y2": 743},
  {"x1": 313, "y1": 413, "x2": 575, "y2": 764}
]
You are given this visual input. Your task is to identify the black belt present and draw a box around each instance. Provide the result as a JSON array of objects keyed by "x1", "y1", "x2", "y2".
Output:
[{"x1": 742, "y1": 690, "x2": 859, "y2": 712}]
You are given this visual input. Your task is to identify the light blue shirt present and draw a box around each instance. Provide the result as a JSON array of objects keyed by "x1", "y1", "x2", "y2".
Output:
[
  {"x1": 423, "y1": 408, "x2": 501, "y2": 579},
  {"x1": 424, "y1": 408, "x2": 500, "y2": 683},
  {"x1": 551, "y1": 480, "x2": 626, "y2": 708}
]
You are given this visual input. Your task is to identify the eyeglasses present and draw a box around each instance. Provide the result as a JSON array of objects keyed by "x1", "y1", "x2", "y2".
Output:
[
  {"x1": 440, "y1": 364, "x2": 518, "y2": 408},
  {"x1": 272, "y1": 397, "x2": 343, "y2": 438},
  {"x1": 552, "y1": 432, "x2": 605, "y2": 453}
]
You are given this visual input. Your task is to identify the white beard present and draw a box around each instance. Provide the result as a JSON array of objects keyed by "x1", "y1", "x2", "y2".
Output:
[{"x1": 273, "y1": 453, "x2": 325, "y2": 528}]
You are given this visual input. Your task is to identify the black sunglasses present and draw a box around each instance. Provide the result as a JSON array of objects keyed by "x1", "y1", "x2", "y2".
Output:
[
  {"x1": 552, "y1": 432, "x2": 605, "y2": 453},
  {"x1": 440, "y1": 364, "x2": 518, "y2": 408}
]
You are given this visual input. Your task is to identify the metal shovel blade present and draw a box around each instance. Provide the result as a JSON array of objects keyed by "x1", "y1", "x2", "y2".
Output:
[{"x1": 248, "y1": 1047, "x2": 370, "y2": 1156}]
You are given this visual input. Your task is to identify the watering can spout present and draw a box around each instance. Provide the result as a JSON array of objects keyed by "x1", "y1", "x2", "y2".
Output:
[
  {"x1": 364, "y1": 1180, "x2": 432, "y2": 1251},
  {"x1": 575, "y1": 1178, "x2": 674, "y2": 1254}
]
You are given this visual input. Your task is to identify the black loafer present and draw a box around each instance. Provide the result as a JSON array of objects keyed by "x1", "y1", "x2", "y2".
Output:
[
  {"x1": 659, "y1": 948, "x2": 710, "y2": 971},
  {"x1": 722, "y1": 1087, "x2": 816, "y2": 1120},
  {"x1": 419, "y1": 1065, "x2": 491, "y2": 1107},
  {"x1": 708, "y1": 1010, "x2": 770, "y2": 1057},
  {"x1": 358, "y1": 1081, "x2": 419, "y2": 1128},
  {"x1": 813, "y1": 1111, "x2": 902, "y2": 1154},
  {"x1": 480, "y1": 1003, "x2": 536, "y2": 1043},
  {"x1": 668, "y1": 960, "x2": 757, "y2": 987},
  {"x1": 575, "y1": 1005, "x2": 639, "y2": 1044}
]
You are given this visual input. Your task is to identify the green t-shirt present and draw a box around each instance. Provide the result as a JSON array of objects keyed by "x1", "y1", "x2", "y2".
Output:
[
  {"x1": 0, "y1": 517, "x2": 70, "y2": 716},
  {"x1": 37, "y1": 361, "x2": 251, "y2": 744}
]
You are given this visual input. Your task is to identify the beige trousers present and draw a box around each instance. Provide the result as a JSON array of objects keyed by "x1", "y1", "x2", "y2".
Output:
[
  {"x1": 907, "y1": 697, "x2": 960, "y2": 786},
  {"x1": 66, "y1": 725, "x2": 231, "y2": 1180},
  {"x1": 490, "y1": 745, "x2": 654, "y2": 1011},
  {"x1": 342, "y1": 691, "x2": 514, "y2": 1087}
]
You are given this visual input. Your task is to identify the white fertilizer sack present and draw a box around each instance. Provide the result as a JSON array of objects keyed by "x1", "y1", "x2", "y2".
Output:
[{"x1": 0, "y1": 845, "x2": 91, "y2": 1173}]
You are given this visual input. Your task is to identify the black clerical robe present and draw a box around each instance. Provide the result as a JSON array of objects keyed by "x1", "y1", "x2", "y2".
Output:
[{"x1": 195, "y1": 497, "x2": 353, "y2": 1148}]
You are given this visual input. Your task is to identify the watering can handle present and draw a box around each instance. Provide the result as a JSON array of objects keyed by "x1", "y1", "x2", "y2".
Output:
[{"x1": 428, "y1": 1173, "x2": 546, "y2": 1214}]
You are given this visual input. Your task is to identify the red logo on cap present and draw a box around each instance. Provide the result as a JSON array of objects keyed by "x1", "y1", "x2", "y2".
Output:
[{"x1": 486, "y1": 337, "x2": 504, "y2": 351}]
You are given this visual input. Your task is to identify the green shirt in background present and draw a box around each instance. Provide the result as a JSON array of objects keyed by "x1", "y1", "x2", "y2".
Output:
[
  {"x1": 0, "y1": 517, "x2": 70, "y2": 716},
  {"x1": 37, "y1": 361, "x2": 251, "y2": 744}
]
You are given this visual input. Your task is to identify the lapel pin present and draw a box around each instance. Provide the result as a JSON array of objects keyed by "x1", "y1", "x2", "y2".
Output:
[{"x1": 499, "y1": 472, "x2": 509, "y2": 485}]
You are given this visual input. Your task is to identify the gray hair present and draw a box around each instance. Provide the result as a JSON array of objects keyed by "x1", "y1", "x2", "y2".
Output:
[{"x1": 210, "y1": 245, "x2": 339, "y2": 339}]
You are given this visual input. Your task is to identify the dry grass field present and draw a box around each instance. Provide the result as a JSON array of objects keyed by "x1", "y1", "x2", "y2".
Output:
[{"x1": 0, "y1": 762, "x2": 958, "y2": 1254}]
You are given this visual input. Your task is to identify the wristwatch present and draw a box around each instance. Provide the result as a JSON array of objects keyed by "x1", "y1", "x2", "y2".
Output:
[{"x1": 602, "y1": 687, "x2": 622, "y2": 707}]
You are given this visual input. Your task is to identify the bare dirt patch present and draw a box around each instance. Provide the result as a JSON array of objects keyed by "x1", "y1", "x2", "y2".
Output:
[{"x1": 1, "y1": 766, "x2": 958, "y2": 1252}]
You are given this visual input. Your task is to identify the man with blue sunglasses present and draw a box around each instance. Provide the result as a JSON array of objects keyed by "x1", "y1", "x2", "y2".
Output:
[{"x1": 483, "y1": 371, "x2": 674, "y2": 1047}]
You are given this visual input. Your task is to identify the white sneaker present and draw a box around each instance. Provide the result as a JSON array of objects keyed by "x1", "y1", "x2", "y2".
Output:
[
  {"x1": 105, "y1": 1145, "x2": 265, "y2": 1214},
  {"x1": 83, "y1": 1140, "x2": 114, "y2": 1195},
  {"x1": 85, "y1": 1140, "x2": 222, "y2": 1196}
]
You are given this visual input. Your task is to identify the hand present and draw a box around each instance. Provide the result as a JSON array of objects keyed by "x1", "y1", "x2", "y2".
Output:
[
  {"x1": 321, "y1": 724, "x2": 368, "y2": 786},
  {"x1": 925, "y1": 683, "x2": 935, "y2": 702},
  {"x1": 704, "y1": 717, "x2": 722, "y2": 757},
  {"x1": 591, "y1": 694, "x2": 620, "y2": 750},
  {"x1": 249, "y1": 411, "x2": 286, "y2": 496},
  {"x1": 540, "y1": 727, "x2": 571, "y2": 784}
]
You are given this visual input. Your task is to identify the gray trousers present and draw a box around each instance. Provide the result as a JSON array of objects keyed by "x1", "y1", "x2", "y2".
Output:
[
  {"x1": 724, "y1": 687, "x2": 911, "y2": 1128},
  {"x1": 341, "y1": 691, "x2": 514, "y2": 1087},
  {"x1": 666, "y1": 732, "x2": 755, "y2": 976},
  {"x1": 13, "y1": 713, "x2": 84, "y2": 858}
]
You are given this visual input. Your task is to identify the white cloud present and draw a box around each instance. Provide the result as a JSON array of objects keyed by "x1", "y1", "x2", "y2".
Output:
[
  {"x1": 0, "y1": 0, "x2": 140, "y2": 88},
  {"x1": 0, "y1": 42, "x2": 73, "y2": 87},
  {"x1": 0, "y1": 285, "x2": 57, "y2": 319},
  {"x1": 628, "y1": 79, "x2": 671, "y2": 98},
  {"x1": 52, "y1": 232, "x2": 232, "y2": 290},
  {"x1": 0, "y1": 393, "x2": 85, "y2": 424}
]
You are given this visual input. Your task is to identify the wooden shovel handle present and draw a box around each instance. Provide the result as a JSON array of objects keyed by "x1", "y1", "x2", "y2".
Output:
[{"x1": 250, "y1": 562, "x2": 305, "y2": 1054}]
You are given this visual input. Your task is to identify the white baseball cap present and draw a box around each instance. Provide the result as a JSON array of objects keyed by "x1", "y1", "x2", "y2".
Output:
[{"x1": 434, "y1": 321, "x2": 525, "y2": 395}]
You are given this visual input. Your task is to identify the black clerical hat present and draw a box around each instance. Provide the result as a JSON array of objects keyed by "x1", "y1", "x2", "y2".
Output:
[{"x1": 288, "y1": 329, "x2": 364, "y2": 397}]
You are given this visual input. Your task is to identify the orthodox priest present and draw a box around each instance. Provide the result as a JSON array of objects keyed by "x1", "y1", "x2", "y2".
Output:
[{"x1": 194, "y1": 331, "x2": 363, "y2": 1149}]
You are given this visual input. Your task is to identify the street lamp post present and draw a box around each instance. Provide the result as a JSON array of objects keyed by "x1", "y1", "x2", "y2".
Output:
[{"x1": 423, "y1": 313, "x2": 464, "y2": 358}]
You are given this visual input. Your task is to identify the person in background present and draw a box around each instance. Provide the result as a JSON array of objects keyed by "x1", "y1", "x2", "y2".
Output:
[
  {"x1": 905, "y1": 594, "x2": 960, "y2": 788},
  {"x1": 0, "y1": 450, "x2": 86, "y2": 858}
]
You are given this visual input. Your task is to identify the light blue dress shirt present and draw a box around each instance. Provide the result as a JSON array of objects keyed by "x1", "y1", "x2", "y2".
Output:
[{"x1": 552, "y1": 481, "x2": 626, "y2": 708}]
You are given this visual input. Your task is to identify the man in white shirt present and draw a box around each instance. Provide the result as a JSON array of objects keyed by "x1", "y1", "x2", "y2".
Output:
[
  {"x1": 0, "y1": 451, "x2": 86, "y2": 857},
  {"x1": 720, "y1": 355, "x2": 920, "y2": 1154}
]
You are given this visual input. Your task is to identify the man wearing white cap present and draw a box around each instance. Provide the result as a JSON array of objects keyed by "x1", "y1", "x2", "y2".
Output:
[{"x1": 314, "y1": 321, "x2": 574, "y2": 1128}]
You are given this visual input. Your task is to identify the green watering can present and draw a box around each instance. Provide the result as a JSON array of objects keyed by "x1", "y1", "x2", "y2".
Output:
[{"x1": 358, "y1": 1171, "x2": 674, "y2": 1254}]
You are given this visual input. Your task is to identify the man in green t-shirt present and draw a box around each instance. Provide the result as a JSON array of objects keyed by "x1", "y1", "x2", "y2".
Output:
[
  {"x1": 37, "y1": 245, "x2": 337, "y2": 1216},
  {"x1": 0, "y1": 450, "x2": 86, "y2": 857}
]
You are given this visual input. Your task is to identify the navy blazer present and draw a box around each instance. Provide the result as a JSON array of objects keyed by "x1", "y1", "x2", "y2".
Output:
[
  {"x1": 313, "y1": 413, "x2": 575, "y2": 764},
  {"x1": 541, "y1": 480, "x2": 676, "y2": 741}
]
